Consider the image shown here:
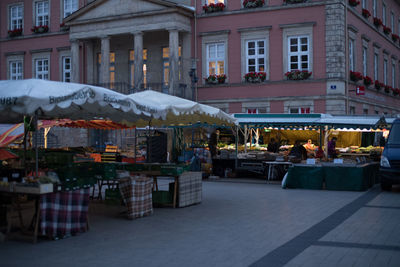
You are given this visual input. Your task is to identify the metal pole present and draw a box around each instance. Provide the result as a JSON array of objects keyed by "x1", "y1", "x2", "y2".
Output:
[
  {"x1": 34, "y1": 115, "x2": 38, "y2": 177},
  {"x1": 235, "y1": 126, "x2": 238, "y2": 169}
]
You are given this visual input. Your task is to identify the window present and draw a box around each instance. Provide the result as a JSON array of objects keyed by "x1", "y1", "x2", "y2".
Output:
[
  {"x1": 372, "y1": 0, "x2": 377, "y2": 17},
  {"x1": 62, "y1": 56, "x2": 71, "y2": 82},
  {"x1": 382, "y1": 3, "x2": 386, "y2": 26},
  {"x1": 129, "y1": 49, "x2": 148, "y2": 88},
  {"x1": 398, "y1": 19, "x2": 400, "y2": 35},
  {"x1": 287, "y1": 36, "x2": 309, "y2": 71},
  {"x1": 349, "y1": 39, "x2": 355, "y2": 72},
  {"x1": 35, "y1": 59, "x2": 49, "y2": 80},
  {"x1": 362, "y1": 0, "x2": 367, "y2": 9},
  {"x1": 207, "y1": 0, "x2": 224, "y2": 4},
  {"x1": 247, "y1": 107, "x2": 267, "y2": 114},
  {"x1": 349, "y1": 106, "x2": 355, "y2": 115},
  {"x1": 383, "y1": 58, "x2": 388, "y2": 84},
  {"x1": 246, "y1": 40, "x2": 266, "y2": 73},
  {"x1": 391, "y1": 12, "x2": 395, "y2": 31},
  {"x1": 289, "y1": 107, "x2": 310, "y2": 114},
  {"x1": 9, "y1": 60, "x2": 23, "y2": 80},
  {"x1": 162, "y1": 47, "x2": 182, "y2": 89},
  {"x1": 9, "y1": 5, "x2": 23, "y2": 30},
  {"x1": 392, "y1": 60, "x2": 396, "y2": 87},
  {"x1": 374, "y1": 53, "x2": 379, "y2": 81},
  {"x1": 64, "y1": 0, "x2": 78, "y2": 18},
  {"x1": 362, "y1": 46, "x2": 367, "y2": 76},
  {"x1": 35, "y1": 1, "x2": 49, "y2": 26},
  {"x1": 363, "y1": 108, "x2": 368, "y2": 115},
  {"x1": 97, "y1": 52, "x2": 116, "y2": 87},
  {"x1": 206, "y1": 43, "x2": 225, "y2": 75}
]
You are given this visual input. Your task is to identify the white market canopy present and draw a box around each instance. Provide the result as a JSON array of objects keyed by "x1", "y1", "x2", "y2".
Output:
[
  {"x1": 0, "y1": 79, "x2": 153, "y2": 124},
  {"x1": 127, "y1": 90, "x2": 236, "y2": 127},
  {"x1": 234, "y1": 113, "x2": 396, "y2": 130}
]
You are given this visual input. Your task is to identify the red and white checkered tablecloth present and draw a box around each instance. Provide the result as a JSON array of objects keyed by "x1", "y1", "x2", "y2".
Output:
[
  {"x1": 119, "y1": 176, "x2": 153, "y2": 219},
  {"x1": 40, "y1": 188, "x2": 90, "y2": 238}
]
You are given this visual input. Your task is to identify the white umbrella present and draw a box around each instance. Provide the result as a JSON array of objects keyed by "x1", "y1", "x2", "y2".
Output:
[
  {"x1": 126, "y1": 90, "x2": 236, "y2": 127},
  {"x1": 0, "y1": 79, "x2": 153, "y2": 123}
]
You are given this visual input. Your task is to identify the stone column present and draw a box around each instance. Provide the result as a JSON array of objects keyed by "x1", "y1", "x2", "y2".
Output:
[
  {"x1": 85, "y1": 40, "x2": 94, "y2": 85},
  {"x1": 168, "y1": 29, "x2": 179, "y2": 95},
  {"x1": 100, "y1": 36, "x2": 110, "y2": 85},
  {"x1": 182, "y1": 32, "x2": 192, "y2": 99},
  {"x1": 133, "y1": 32, "x2": 143, "y2": 90},
  {"x1": 70, "y1": 39, "x2": 80, "y2": 83}
]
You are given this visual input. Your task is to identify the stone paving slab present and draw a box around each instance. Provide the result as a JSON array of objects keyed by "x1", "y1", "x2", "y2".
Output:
[{"x1": 0, "y1": 181, "x2": 399, "y2": 267}]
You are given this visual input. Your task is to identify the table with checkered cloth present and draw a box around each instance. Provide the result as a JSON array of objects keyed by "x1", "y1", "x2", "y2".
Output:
[
  {"x1": 178, "y1": 172, "x2": 202, "y2": 208},
  {"x1": 40, "y1": 188, "x2": 90, "y2": 239},
  {"x1": 118, "y1": 176, "x2": 153, "y2": 219}
]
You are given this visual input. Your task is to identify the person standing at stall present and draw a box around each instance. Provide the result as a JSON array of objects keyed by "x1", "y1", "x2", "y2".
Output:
[
  {"x1": 267, "y1": 138, "x2": 279, "y2": 153},
  {"x1": 289, "y1": 140, "x2": 307, "y2": 160},
  {"x1": 328, "y1": 137, "x2": 337, "y2": 158}
]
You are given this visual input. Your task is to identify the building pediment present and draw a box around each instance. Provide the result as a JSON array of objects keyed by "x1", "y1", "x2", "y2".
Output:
[{"x1": 65, "y1": 0, "x2": 193, "y2": 25}]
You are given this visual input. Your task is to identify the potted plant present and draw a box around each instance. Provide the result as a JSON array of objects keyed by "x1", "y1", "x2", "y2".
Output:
[
  {"x1": 348, "y1": 0, "x2": 360, "y2": 7},
  {"x1": 383, "y1": 25, "x2": 391, "y2": 35},
  {"x1": 217, "y1": 74, "x2": 227, "y2": 84},
  {"x1": 384, "y1": 85, "x2": 392, "y2": 93},
  {"x1": 285, "y1": 70, "x2": 312, "y2": 80},
  {"x1": 205, "y1": 74, "x2": 226, "y2": 84},
  {"x1": 392, "y1": 34, "x2": 399, "y2": 42},
  {"x1": 60, "y1": 23, "x2": 69, "y2": 31},
  {"x1": 349, "y1": 71, "x2": 363, "y2": 82},
  {"x1": 374, "y1": 80, "x2": 382, "y2": 90},
  {"x1": 7, "y1": 28, "x2": 23, "y2": 37},
  {"x1": 363, "y1": 75, "x2": 373, "y2": 87},
  {"x1": 203, "y1": 2, "x2": 225, "y2": 13},
  {"x1": 362, "y1": 9, "x2": 371, "y2": 19},
  {"x1": 31, "y1": 25, "x2": 49, "y2": 34},
  {"x1": 392, "y1": 88, "x2": 399, "y2": 96},
  {"x1": 243, "y1": 0, "x2": 265, "y2": 8},
  {"x1": 373, "y1": 17, "x2": 382, "y2": 27},
  {"x1": 244, "y1": 71, "x2": 266, "y2": 83}
]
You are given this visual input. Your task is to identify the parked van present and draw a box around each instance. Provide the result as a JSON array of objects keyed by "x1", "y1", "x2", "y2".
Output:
[{"x1": 380, "y1": 118, "x2": 400, "y2": 190}]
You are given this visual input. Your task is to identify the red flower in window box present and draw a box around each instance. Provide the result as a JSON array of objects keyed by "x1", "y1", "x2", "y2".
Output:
[
  {"x1": 392, "y1": 34, "x2": 399, "y2": 42},
  {"x1": 243, "y1": 0, "x2": 265, "y2": 8},
  {"x1": 217, "y1": 74, "x2": 227, "y2": 83},
  {"x1": 374, "y1": 80, "x2": 383, "y2": 90},
  {"x1": 285, "y1": 70, "x2": 312, "y2": 80},
  {"x1": 244, "y1": 71, "x2": 266, "y2": 82},
  {"x1": 363, "y1": 76, "x2": 373, "y2": 87},
  {"x1": 373, "y1": 17, "x2": 382, "y2": 27},
  {"x1": 60, "y1": 23, "x2": 69, "y2": 31},
  {"x1": 205, "y1": 74, "x2": 226, "y2": 84},
  {"x1": 203, "y1": 3, "x2": 225, "y2": 13},
  {"x1": 31, "y1": 25, "x2": 49, "y2": 34},
  {"x1": 383, "y1": 25, "x2": 391, "y2": 35},
  {"x1": 7, "y1": 28, "x2": 23, "y2": 37},
  {"x1": 349, "y1": 71, "x2": 363, "y2": 82},
  {"x1": 348, "y1": 0, "x2": 360, "y2": 7},
  {"x1": 392, "y1": 88, "x2": 400, "y2": 96},
  {"x1": 361, "y1": 9, "x2": 371, "y2": 19},
  {"x1": 384, "y1": 85, "x2": 392, "y2": 93}
]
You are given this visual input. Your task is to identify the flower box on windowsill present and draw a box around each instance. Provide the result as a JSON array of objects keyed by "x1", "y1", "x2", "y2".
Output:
[
  {"x1": 243, "y1": 0, "x2": 265, "y2": 8},
  {"x1": 361, "y1": 9, "x2": 371, "y2": 19},
  {"x1": 285, "y1": 70, "x2": 312, "y2": 80},
  {"x1": 363, "y1": 76, "x2": 373, "y2": 87},
  {"x1": 373, "y1": 17, "x2": 382, "y2": 27},
  {"x1": 392, "y1": 88, "x2": 400, "y2": 96},
  {"x1": 392, "y1": 34, "x2": 399, "y2": 42},
  {"x1": 348, "y1": 0, "x2": 360, "y2": 7},
  {"x1": 349, "y1": 71, "x2": 363, "y2": 82},
  {"x1": 384, "y1": 85, "x2": 392, "y2": 94},
  {"x1": 374, "y1": 80, "x2": 383, "y2": 91},
  {"x1": 244, "y1": 72, "x2": 266, "y2": 83},
  {"x1": 283, "y1": 0, "x2": 307, "y2": 4},
  {"x1": 204, "y1": 74, "x2": 226, "y2": 85},
  {"x1": 383, "y1": 26, "x2": 391, "y2": 35},
  {"x1": 8, "y1": 28, "x2": 23, "y2": 38},
  {"x1": 31, "y1": 25, "x2": 49, "y2": 34},
  {"x1": 202, "y1": 3, "x2": 225, "y2": 13},
  {"x1": 60, "y1": 23, "x2": 70, "y2": 32}
]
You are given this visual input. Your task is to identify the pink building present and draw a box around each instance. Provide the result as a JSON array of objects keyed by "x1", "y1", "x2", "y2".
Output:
[
  {"x1": 1, "y1": 0, "x2": 399, "y2": 116},
  {"x1": 196, "y1": 0, "x2": 400, "y2": 115}
]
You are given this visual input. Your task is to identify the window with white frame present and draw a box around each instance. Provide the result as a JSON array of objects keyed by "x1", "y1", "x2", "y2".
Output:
[
  {"x1": 398, "y1": 18, "x2": 400, "y2": 35},
  {"x1": 35, "y1": 58, "x2": 49, "y2": 80},
  {"x1": 391, "y1": 12, "x2": 395, "y2": 31},
  {"x1": 289, "y1": 107, "x2": 311, "y2": 114},
  {"x1": 62, "y1": 56, "x2": 71, "y2": 82},
  {"x1": 207, "y1": 0, "x2": 224, "y2": 4},
  {"x1": 64, "y1": 0, "x2": 78, "y2": 18},
  {"x1": 9, "y1": 60, "x2": 23, "y2": 80},
  {"x1": 287, "y1": 36, "x2": 309, "y2": 71},
  {"x1": 349, "y1": 39, "x2": 355, "y2": 72},
  {"x1": 372, "y1": 0, "x2": 377, "y2": 17},
  {"x1": 374, "y1": 53, "x2": 379, "y2": 81},
  {"x1": 35, "y1": 1, "x2": 49, "y2": 26},
  {"x1": 246, "y1": 107, "x2": 267, "y2": 114},
  {"x1": 9, "y1": 5, "x2": 23, "y2": 30},
  {"x1": 206, "y1": 43, "x2": 225, "y2": 75},
  {"x1": 392, "y1": 60, "x2": 396, "y2": 87},
  {"x1": 362, "y1": 0, "x2": 367, "y2": 9},
  {"x1": 382, "y1": 3, "x2": 386, "y2": 25},
  {"x1": 246, "y1": 40, "x2": 266, "y2": 73},
  {"x1": 383, "y1": 58, "x2": 388, "y2": 84},
  {"x1": 162, "y1": 47, "x2": 182, "y2": 88},
  {"x1": 362, "y1": 46, "x2": 368, "y2": 76},
  {"x1": 128, "y1": 49, "x2": 148, "y2": 88}
]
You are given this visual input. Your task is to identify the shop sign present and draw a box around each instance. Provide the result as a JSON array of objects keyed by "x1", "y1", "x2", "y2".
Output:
[{"x1": 356, "y1": 86, "x2": 365, "y2": 95}]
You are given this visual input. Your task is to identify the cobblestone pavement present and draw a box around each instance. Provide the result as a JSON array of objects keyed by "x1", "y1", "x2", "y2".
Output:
[{"x1": 1, "y1": 180, "x2": 399, "y2": 267}]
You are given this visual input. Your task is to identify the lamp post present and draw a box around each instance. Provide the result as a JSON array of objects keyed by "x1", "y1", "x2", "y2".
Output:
[{"x1": 189, "y1": 59, "x2": 198, "y2": 101}]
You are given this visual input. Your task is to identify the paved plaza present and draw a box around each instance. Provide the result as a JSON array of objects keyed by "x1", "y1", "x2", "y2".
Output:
[{"x1": 1, "y1": 179, "x2": 399, "y2": 267}]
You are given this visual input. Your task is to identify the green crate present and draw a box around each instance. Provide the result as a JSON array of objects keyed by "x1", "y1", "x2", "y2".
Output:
[
  {"x1": 160, "y1": 166, "x2": 184, "y2": 176},
  {"x1": 152, "y1": 190, "x2": 172, "y2": 204}
]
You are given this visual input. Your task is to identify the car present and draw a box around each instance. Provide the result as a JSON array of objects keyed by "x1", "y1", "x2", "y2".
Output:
[{"x1": 380, "y1": 118, "x2": 400, "y2": 191}]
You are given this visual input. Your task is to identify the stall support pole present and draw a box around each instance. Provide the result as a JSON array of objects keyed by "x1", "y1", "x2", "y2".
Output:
[
  {"x1": 319, "y1": 126, "x2": 323, "y2": 148},
  {"x1": 34, "y1": 115, "x2": 39, "y2": 177},
  {"x1": 235, "y1": 126, "x2": 238, "y2": 169},
  {"x1": 244, "y1": 125, "x2": 248, "y2": 153}
]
